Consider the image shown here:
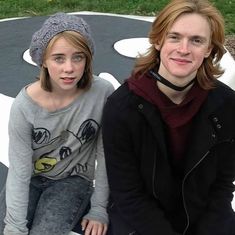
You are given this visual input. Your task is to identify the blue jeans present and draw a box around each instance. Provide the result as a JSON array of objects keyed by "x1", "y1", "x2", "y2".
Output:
[
  {"x1": 27, "y1": 175, "x2": 93, "y2": 235},
  {"x1": 0, "y1": 175, "x2": 92, "y2": 235}
]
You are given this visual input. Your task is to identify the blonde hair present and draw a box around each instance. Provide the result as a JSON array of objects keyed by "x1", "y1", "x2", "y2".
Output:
[
  {"x1": 39, "y1": 31, "x2": 93, "y2": 92},
  {"x1": 133, "y1": 0, "x2": 225, "y2": 89}
]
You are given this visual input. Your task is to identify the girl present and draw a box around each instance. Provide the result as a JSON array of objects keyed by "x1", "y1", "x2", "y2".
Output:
[{"x1": 2, "y1": 12, "x2": 113, "y2": 235}]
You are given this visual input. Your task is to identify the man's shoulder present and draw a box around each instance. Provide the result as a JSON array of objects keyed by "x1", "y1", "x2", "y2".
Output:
[{"x1": 106, "y1": 82, "x2": 134, "y2": 108}]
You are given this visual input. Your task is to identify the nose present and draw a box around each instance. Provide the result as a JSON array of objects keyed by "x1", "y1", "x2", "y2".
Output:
[
  {"x1": 63, "y1": 59, "x2": 74, "y2": 73},
  {"x1": 177, "y1": 39, "x2": 190, "y2": 54}
]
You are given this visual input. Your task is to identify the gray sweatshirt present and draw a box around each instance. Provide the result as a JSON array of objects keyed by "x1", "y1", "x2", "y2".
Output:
[{"x1": 4, "y1": 75, "x2": 114, "y2": 235}]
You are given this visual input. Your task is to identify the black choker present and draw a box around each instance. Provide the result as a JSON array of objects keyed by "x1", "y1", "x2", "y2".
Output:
[{"x1": 149, "y1": 70, "x2": 195, "y2": 92}]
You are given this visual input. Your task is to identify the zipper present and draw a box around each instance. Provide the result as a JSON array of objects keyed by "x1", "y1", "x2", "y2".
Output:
[
  {"x1": 181, "y1": 137, "x2": 235, "y2": 234},
  {"x1": 182, "y1": 150, "x2": 210, "y2": 235},
  {"x1": 152, "y1": 150, "x2": 158, "y2": 199},
  {"x1": 152, "y1": 148, "x2": 211, "y2": 234}
]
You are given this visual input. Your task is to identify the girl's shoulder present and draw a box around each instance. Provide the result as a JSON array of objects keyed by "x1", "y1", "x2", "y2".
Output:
[
  {"x1": 92, "y1": 75, "x2": 114, "y2": 90},
  {"x1": 26, "y1": 81, "x2": 55, "y2": 111},
  {"x1": 26, "y1": 81, "x2": 45, "y2": 102},
  {"x1": 13, "y1": 81, "x2": 48, "y2": 113},
  {"x1": 91, "y1": 75, "x2": 115, "y2": 94}
]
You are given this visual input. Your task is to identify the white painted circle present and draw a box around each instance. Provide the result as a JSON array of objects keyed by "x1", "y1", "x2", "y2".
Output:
[
  {"x1": 23, "y1": 49, "x2": 37, "y2": 66},
  {"x1": 114, "y1": 37, "x2": 151, "y2": 58}
]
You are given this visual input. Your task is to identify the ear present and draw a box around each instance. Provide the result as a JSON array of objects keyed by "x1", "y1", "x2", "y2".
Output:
[
  {"x1": 154, "y1": 43, "x2": 161, "y2": 51},
  {"x1": 204, "y1": 45, "x2": 213, "y2": 58},
  {"x1": 42, "y1": 62, "x2": 47, "y2": 68}
]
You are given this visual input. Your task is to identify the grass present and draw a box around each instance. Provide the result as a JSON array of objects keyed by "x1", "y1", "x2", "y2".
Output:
[{"x1": 0, "y1": 0, "x2": 234, "y2": 35}]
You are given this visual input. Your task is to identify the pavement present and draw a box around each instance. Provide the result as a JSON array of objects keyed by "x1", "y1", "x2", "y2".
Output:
[{"x1": 0, "y1": 12, "x2": 235, "y2": 234}]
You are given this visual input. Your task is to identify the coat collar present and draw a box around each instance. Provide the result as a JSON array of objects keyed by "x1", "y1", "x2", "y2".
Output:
[{"x1": 128, "y1": 81, "x2": 235, "y2": 176}]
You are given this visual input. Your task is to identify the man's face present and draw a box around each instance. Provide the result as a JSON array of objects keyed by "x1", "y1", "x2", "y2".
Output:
[{"x1": 155, "y1": 13, "x2": 212, "y2": 86}]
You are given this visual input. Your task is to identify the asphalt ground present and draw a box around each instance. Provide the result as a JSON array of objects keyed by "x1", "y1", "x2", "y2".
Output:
[{"x1": 0, "y1": 13, "x2": 151, "y2": 97}]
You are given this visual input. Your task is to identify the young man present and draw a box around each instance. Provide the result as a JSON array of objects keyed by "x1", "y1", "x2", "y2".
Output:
[{"x1": 102, "y1": 0, "x2": 235, "y2": 234}]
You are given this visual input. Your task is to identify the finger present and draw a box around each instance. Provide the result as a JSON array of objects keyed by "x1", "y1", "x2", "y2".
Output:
[
  {"x1": 84, "y1": 222, "x2": 94, "y2": 235},
  {"x1": 91, "y1": 224, "x2": 98, "y2": 235},
  {"x1": 102, "y1": 224, "x2": 108, "y2": 235},
  {"x1": 95, "y1": 224, "x2": 102, "y2": 235},
  {"x1": 96, "y1": 223, "x2": 107, "y2": 235},
  {"x1": 81, "y1": 219, "x2": 88, "y2": 231}
]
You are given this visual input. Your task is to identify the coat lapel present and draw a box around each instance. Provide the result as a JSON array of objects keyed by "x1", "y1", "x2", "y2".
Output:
[
  {"x1": 183, "y1": 88, "x2": 235, "y2": 175},
  {"x1": 183, "y1": 108, "x2": 216, "y2": 175}
]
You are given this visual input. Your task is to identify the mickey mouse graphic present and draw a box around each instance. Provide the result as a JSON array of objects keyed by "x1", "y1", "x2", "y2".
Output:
[{"x1": 33, "y1": 119, "x2": 99, "y2": 176}]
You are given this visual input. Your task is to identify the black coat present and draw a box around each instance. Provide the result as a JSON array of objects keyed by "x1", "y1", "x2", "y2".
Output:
[{"x1": 103, "y1": 80, "x2": 235, "y2": 235}]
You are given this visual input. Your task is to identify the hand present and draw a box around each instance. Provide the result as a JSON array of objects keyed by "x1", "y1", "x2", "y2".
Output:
[{"x1": 81, "y1": 219, "x2": 108, "y2": 235}]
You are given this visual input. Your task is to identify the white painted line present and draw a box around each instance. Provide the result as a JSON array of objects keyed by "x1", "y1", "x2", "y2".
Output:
[
  {"x1": 0, "y1": 94, "x2": 14, "y2": 167},
  {"x1": 68, "y1": 231, "x2": 81, "y2": 235},
  {"x1": 23, "y1": 49, "x2": 36, "y2": 67},
  {"x1": 0, "y1": 11, "x2": 155, "y2": 23},
  {"x1": 114, "y1": 37, "x2": 150, "y2": 58},
  {"x1": 99, "y1": 72, "x2": 121, "y2": 89},
  {"x1": 218, "y1": 50, "x2": 235, "y2": 90}
]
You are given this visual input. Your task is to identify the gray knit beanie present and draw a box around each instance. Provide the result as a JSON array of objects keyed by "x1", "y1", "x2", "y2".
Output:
[{"x1": 29, "y1": 12, "x2": 95, "y2": 67}]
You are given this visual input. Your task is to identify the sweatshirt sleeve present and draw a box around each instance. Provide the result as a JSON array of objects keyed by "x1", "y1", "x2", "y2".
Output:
[
  {"x1": 83, "y1": 130, "x2": 109, "y2": 224},
  {"x1": 4, "y1": 98, "x2": 33, "y2": 235}
]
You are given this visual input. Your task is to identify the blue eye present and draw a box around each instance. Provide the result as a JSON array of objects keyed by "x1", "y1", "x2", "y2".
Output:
[
  {"x1": 54, "y1": 56, "x2": 65, "y2": 63},
  {"x1": 167, "y1": 34, "x2": 180, "y2": 42},
  {"x1": 72, "y1": 54, "x2": 85, "y2": 62},
  {"x1": 170, "y1": 35, "x2": 178, "y2": 39},
  {"x1": 193, "y1": 38, "x2": 202, "y2": 44}
]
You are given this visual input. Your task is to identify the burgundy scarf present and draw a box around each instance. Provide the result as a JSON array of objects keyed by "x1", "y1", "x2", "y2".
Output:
[{"x1": 128, "y1": 73, "x2": 208, "y2": 161}]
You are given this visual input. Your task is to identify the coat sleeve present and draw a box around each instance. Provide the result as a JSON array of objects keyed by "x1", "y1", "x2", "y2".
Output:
[
  {"x1": 102, "y1": 96, "x2": 179, "y2": 235},
  {"x1": 193, "y1": 143, "x2": 235, "y2": 235},
  {"x1": 192, "y1": 95, "x2": 235, "y2": 235}
]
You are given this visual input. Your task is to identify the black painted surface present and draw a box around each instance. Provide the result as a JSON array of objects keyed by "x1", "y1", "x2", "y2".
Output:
[
  {"x1": 0, "y1": 163, "x2": 8, "y2": 191},
  {"x1": 0, "y1": 14, "x2": 151, "y2": 97}
]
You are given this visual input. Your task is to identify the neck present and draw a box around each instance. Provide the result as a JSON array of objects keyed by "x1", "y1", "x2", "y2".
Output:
[
  {"x1": 157, "y1": 81, "x2": 193, "y2": 104},
  {"x1": 51, "y1": 86, "x2": 79, "y2": 97},
  {"x1": 149, "y1": 70, "x2": 195, "y2": 104},
  {"x1": 48, "y1": 88, "x2": 82, "y2": 111},
  {"x1": 149, "y1": 70, "x2": 195, "y2": 92}
]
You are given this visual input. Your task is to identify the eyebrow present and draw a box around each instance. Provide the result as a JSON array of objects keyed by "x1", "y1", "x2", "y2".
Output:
[
  {"x1": 167, "y1": 32, "x2": 208, "y2": 42},
  {"x1": 50, "y1": 51, "x2": 85, "y2": 57}
]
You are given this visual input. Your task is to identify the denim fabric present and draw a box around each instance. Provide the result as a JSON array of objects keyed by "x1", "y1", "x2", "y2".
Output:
[
  {"x1": 0, "y1": 175, "x2": 92, "y2": 235},
  {"x1": 27, "y1": 175, "x2": 93, "y2": 235},
  {"x1": 0, "y1": 175, "x2": 91, "y2": 235}
]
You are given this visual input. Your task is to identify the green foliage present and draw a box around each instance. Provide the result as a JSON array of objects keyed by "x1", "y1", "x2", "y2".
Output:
[
  {"x1": 211, "y1": 0, "x2": 235, "y2": 34},
  {"x1": 0, "y1": 0, "x2": 234, "y2": 34}
]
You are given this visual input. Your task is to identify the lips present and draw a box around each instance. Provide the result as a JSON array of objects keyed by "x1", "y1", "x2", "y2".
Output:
[
  {"x1": 171, "y1": 58, "x2": 192, "y2": 64},
  {"x1": 61, "y1": 77, "x2": 75, "y2": 80},
  {"x1": 61, "y1": 77, "x2": 76, "y2": 84}
]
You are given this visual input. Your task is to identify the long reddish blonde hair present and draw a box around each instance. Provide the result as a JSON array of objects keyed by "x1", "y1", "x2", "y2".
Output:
[{"x1": 133, "y1": 0, "x2": 225, "y2": 89}]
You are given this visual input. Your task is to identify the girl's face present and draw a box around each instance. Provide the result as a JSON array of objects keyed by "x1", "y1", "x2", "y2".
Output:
[
  {"x1": 43, "y1": 36, "x2": 86, "y2": 92},
  {"x1": 155, "y1": 13, "x2": 212, "y2": 86}
]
